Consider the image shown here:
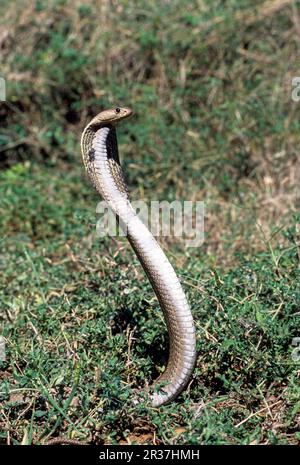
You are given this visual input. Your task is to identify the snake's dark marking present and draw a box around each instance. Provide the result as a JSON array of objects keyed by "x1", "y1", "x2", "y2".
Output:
[
  {"x1": 81, "y1": 107, "x2": 196, "y2": 407},
  {"x1": 88, "y1": 148, "x2": 95, "y2": 162}
]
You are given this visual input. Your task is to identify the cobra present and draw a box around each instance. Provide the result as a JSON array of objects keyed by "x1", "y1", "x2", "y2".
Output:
[{"x1": 81, "y1": 107, "x2": 196, "y2": 407}]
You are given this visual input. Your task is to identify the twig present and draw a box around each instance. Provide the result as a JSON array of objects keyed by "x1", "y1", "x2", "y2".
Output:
[
  {"x1": 44, "y1": 438, "x2": 88, "y2": 446},
  {"x1": 234, "y1": 400, "x2": 282, "y2": 428}
]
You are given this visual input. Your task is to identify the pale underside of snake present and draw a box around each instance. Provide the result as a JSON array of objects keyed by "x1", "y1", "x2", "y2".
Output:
[{"x1": 81, "y1": 107, "x2": 196, "y2": 407}]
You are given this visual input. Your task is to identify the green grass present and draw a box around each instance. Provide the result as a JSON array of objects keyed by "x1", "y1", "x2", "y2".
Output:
[{"x1": 0, "y1": 0, "x2": 299, "y2": 445}]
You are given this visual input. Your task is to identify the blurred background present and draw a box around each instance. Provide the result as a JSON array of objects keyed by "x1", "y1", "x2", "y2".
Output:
[{"x1": 0, "y1": 0, "x2": 299, "y2": 446}]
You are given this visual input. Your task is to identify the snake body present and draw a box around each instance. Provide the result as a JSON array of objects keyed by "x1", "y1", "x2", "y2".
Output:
[{"x1": 81, "y1": 107, "x2": 196, "y2": 407}]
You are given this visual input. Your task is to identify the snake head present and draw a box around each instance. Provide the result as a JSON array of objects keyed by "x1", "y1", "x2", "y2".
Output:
[{"x1": 89, "y1": 107, "x2": 133, "y2": 127}]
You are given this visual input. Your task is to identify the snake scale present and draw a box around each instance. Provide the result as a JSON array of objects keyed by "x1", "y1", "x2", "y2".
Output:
[{"x1": 81, "y1": 107, "x2": 196, "y2": 407}]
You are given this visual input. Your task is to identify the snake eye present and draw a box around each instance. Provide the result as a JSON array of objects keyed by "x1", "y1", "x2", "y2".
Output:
[{"x1": 115, "y1": 107, "x2": 121, "y2": 113}]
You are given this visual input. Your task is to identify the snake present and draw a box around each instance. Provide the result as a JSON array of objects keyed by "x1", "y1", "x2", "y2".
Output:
[{"x1": 81, "y1": 107, "x2": 196, "y2": 407}]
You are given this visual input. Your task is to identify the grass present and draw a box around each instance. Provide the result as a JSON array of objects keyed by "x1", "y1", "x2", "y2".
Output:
[{"x1": 0, "y1": 0, "x2": 299, "y2": 445}]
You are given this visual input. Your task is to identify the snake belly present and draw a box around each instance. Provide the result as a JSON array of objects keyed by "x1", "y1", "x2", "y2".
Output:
[{"x1": 81, "y1": 115, "x2": 196, "y2": 407}]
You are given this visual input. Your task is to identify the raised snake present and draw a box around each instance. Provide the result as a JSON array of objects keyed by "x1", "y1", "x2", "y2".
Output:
[{"x1": 81, "y1": 107, "x2": 196, "y2": 407}]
